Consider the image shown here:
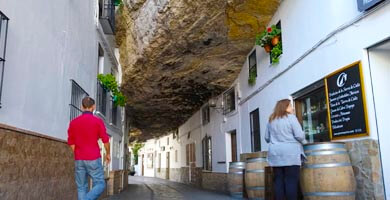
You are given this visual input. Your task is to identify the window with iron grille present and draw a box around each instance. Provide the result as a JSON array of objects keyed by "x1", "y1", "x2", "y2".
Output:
[
  {"x1": 223, "y1": 87, "x2": 236, "y2": 114},
  {"x1": 202, "y1": 136, "x2": 212, "y2": 171},
  {"x1": 70, "y1": 80, "x2": 89, "y2": 121},
  {"x1": 0, "y1": 11, "x2": 9, "y2": 108},
  {"x1": 250, "y1": 108, "x2": 261, "y2": 152},
  {"x1": 97, "y1": 82, "x2": 107, "y2": 116},
  {"x1": 202, "y1": 105, "x2": 210, "y2": 125}
]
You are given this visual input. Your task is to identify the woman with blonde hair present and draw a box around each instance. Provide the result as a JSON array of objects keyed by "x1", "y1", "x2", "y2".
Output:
[{"x1": 265, "y1": 99, "x2": 307, "y2": 200}]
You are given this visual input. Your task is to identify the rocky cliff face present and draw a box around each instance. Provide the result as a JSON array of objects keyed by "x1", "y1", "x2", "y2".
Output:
[{"x1": 117, "y1": 0, "x2": 279, "y2": 139}]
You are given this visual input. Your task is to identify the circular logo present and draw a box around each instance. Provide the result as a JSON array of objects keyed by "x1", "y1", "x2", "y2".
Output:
[{"x1": 337, "y1": 72, "x2": 348, "y2": 87}]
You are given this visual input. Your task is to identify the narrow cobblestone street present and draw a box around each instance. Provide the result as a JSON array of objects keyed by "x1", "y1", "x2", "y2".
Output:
[{"x1": 105, "y1": 176, "x2": 234, "y2": 200}]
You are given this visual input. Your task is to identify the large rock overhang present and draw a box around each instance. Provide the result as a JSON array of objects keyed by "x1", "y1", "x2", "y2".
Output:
[{"x1": 116, "y1": 0, "x2": 280, "y2": 140}]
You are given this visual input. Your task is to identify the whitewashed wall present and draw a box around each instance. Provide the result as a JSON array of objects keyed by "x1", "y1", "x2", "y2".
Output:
[
  {"x1": 0, "y1": 0, "x2": 99, "y2": 140},
  {"x1": 366, "y1": 44, "x2": 390, "y2": 197},
  {"x1": 237, "y1": 1, "x2": 390, "y2": 152},
  {"x1": 234, "y1": 0, "x2": 390, "y2": 197}
]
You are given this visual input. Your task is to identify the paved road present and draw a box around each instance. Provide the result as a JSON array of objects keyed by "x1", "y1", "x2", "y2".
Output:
[{"x1": 106, "y1": 176, "x2": 235, "y2": 200}]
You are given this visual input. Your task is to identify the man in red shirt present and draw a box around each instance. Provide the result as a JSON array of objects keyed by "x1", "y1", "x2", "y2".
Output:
[{"x1": 68, "y1": 97, "x2": 110, "y2": 200}]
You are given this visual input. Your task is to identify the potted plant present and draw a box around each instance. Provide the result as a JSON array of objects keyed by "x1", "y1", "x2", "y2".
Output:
[
  {"x1": 97, "y1": 74, "x2": 127, "y2": 107},
  {"x1": 248, "y1": 68, "x2": 257, "y2": 86},
  {"x1": 255, "y1": 24, "x2": 283, "y2": 64},
  {"x1": 271, "y1": 43, "x2": 283, "y2": 65}
]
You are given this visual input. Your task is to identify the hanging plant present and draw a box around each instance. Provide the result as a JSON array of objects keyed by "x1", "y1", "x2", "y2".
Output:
[
  {"x1": 97, "y1": 74, "x2": 127, "y2": 107},
  {"x1": 248, "y1": 70, "x2": 256, "y2": 85},
  {"x1": 114, "y1": 0, "x2": 123, "y2": 6},
  {"x1": 271, "y1": 43, "x2": 283, "y2": 65},
  {"x1": 255, "y1": 24, "x2": 283, "y2": 65}
]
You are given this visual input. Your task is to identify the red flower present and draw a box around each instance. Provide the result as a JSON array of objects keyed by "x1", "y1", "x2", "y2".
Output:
[{"x1": 267, "y1": 27, "x2": 272, "y2": 33}]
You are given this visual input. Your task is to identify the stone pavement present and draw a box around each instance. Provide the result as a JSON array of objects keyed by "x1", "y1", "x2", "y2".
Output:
[{"x1": 105, "y1": 176, "x2": 235, "y2": 200}]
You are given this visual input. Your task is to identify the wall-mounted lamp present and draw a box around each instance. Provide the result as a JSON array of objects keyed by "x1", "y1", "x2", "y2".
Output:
[{"x1": 208, "y1": 97, "x2": 224, "y2": 113}]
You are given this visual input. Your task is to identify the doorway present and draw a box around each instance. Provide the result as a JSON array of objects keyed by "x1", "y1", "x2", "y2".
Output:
[
  {"x1": 166, "y1": 152, "x2": 170, "y2": 180},
  {"x1": 368, "y1": 40, "x2": 390, "y2": 197},
  {"x1": 230, "y1": 130, "x2": 237, "y2": 162},
  {"x1": 141, "y1": 154, "x2": 145, "y2": 176}
]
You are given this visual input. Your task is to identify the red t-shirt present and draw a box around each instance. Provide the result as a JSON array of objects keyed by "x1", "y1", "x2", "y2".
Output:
[{"x1": 67, "y1": 112, "x2": 110, "y2": 160}]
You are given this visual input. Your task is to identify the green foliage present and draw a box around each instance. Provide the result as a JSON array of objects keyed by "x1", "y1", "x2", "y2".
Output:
[
  {"x1": 131, "y1": 143, "x2": 144, "y2": 165},
  {"x1": 255, "y1": 25, "x2": 281, "y2": 47},
  {"x1": 114, "y1": 0, "x2": 122, "y2": 6},
  {"x1": 271, "y1": 43, "x2": 283, "y2": 65},
  {"x1": 248, "y1": 68, "x2": 256, "y2": 86},
  {"x1": 97, "y1": 74, "x2": 127, "y2": 107}
]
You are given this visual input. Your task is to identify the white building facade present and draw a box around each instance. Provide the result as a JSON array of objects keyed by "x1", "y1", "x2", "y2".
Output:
[
  {"x1": 0, "y1": 0, "x2": 128, "y2": 198},
  {"x1": 138, "y1": 1, "x2": 390, "y2": 199}
]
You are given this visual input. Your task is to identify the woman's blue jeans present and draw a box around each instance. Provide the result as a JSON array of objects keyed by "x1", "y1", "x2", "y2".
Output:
[{"x1": 75, "y1": 158, "x2": 106, "y2": 200}]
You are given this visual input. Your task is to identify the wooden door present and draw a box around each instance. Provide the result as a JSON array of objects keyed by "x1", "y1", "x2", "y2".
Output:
[
  {"x1": 231, "y1": 131, "x2": 237, "y2": 162},
  {"x1": 141, "y1": 154, "x2": 145, "y2": 176},
  {"x1": 166, "y1": 152, "x2": 170, "y2": 180}
]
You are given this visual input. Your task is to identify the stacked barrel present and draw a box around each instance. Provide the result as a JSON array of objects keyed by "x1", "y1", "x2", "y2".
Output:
[
  {"x1": 228, "y1": 142, "x2": 356, "y2": 200},
  {"x1": 228, "y1": 162, "x2": 246, "y2": 198},
  {"x1": 228, "y1": 154, "x2": 268, "y2": 199}
]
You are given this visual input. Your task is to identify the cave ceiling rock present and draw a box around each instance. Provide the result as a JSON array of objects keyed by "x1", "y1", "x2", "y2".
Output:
[{"x1": 117, "y1": 0, "x2": 280, "y2": 140}]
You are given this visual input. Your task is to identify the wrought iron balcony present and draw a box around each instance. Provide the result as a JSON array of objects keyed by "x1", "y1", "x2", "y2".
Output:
[
  {"x1": 99, "y1": 0, "x2": 116, "y2": 35},
  {"x1": 0, "y1": 10, "x2": 9, "y2": 107}
]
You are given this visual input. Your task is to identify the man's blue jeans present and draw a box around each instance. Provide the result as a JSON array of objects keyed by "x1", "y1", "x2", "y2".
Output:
[{"x1": 75, "y1": 158, "x2": 106, "y2": 200}]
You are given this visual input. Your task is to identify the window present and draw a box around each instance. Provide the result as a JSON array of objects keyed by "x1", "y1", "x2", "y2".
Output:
[
  {"x1": 96, "y1": 82, "x2": 107, "y2": 116},
  {"x1": 294, "y1": 81, "x2": 330, "y2": 143},
  {"x1": 0, "y1": 11, "x2": 9, "y2": 107},
  {"x1": 202, "y1": 105, "x2": 210, "y2": 125},
  {"x1": 111, "y1": 100, "x2": 118, "y2": 126},
  {"x1": 250, "y1": 109, "x2": 261, "y2": 152},
  {"x1": 249, "y1": 50, "x2": 257, "y2": 76},
  {"x1": 202, "y1": 136, "x2": 212, "y2": 171},
  {"x1": 223, "y1": 87, "x2": 236, "y2": 114},
  {"x1": 99, "y1": 0, "x2": 116, "y2": 34},
  {"x1": 70, "y1": 80, "x2": 89, "y2": 121},
  {"x1": 186, "y1": 143, "x2": 196, "y2": 166}
]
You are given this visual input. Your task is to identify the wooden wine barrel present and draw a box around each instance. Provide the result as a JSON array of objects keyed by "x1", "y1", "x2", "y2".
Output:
[
  {"x1": 301, "y1": 142, "x2": 356, "y2": 200},
  {"x1": 245, "y1": 157, "x2": 268, "y2": 200},
  {"x1": 228, "y1": 162, "x2": 246, "y2": 199},
  {"x1": 264, "y1": 166, "x2": 274, "y2": 200}
]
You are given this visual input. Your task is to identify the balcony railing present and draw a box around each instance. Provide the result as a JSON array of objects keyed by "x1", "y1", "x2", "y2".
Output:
[
  {"x1": 99, "y1": 0, "x2": 115, "y2": 34},
  {"x1": 0, "y1": 11, "x2": 9, "y2": 108}
]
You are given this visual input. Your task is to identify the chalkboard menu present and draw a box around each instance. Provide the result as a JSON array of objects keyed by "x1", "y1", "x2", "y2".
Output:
[
  {"x1": 325, "y1": 61, "x2": 369, "y2": 139},
  {"x1": 357, "y1": 0, "x2": 385, "y2": 12}
]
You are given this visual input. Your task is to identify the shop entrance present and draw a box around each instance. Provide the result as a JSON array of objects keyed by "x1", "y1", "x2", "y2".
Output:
[{"x1": 368, "y1": 40, "x2": 390, "y2": 197}]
